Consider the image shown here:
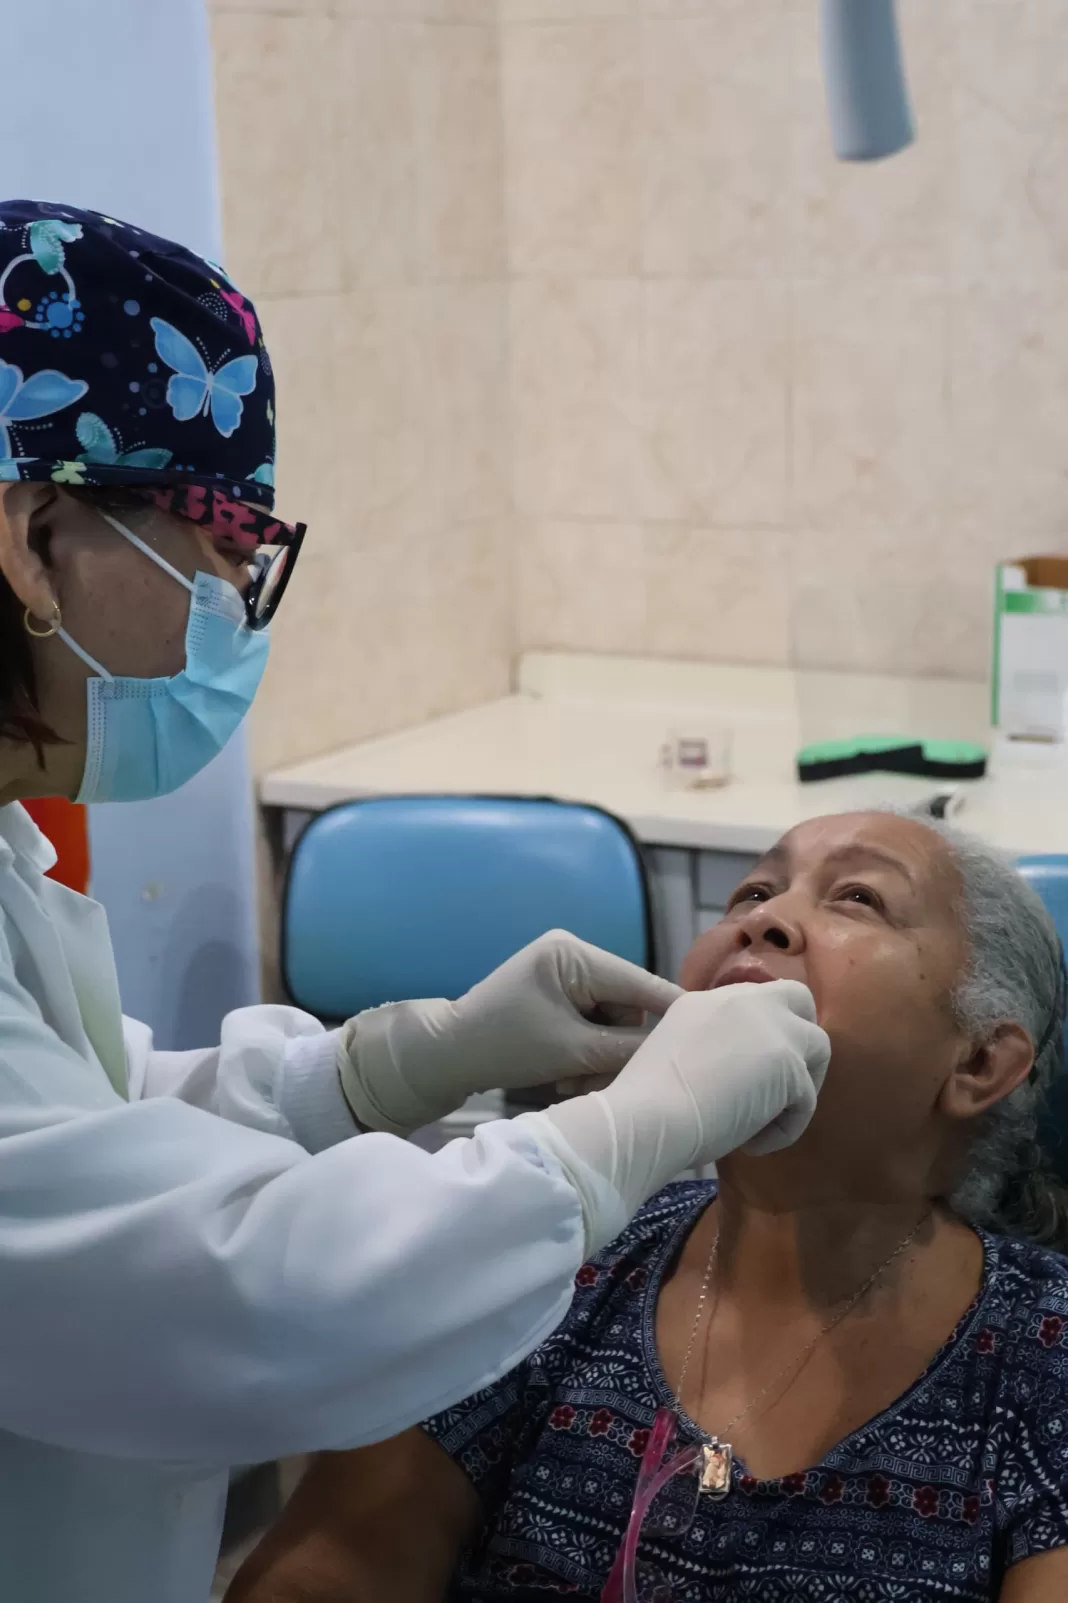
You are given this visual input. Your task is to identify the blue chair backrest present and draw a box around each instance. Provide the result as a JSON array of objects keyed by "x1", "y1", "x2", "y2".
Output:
[
  {"x1": 1016, "y1": 857, "x2": 1068, "y2": 1182},
  {"x1": 283, "y1": 796, "x2": 652, "y2": 1022}
]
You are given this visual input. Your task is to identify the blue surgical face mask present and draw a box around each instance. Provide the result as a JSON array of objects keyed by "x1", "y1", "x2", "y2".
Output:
[{"x1": 58, "y1": 513, "x2": 270, "y2": 803}]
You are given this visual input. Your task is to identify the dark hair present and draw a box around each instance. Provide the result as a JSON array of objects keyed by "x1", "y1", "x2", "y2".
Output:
[
  {"x1": 0, "y1": 569, "x2": 56, "y2": 759},
  {"x1": 0, "y1": 484, "x2": 151, "y2": 761}
]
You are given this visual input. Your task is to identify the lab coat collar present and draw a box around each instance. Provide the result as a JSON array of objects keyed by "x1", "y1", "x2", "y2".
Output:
[{"x1": 0, "y1": 803, "x2": 59, "y2": 877}]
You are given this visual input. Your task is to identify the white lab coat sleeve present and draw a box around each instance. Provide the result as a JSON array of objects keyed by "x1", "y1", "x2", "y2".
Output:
[
  {"x1": 125, "y1": 1006, "x2": 357, "y2": 1155},
  {"x1": 0, "y1": 991, "x2": 586, "y2": 1465}
]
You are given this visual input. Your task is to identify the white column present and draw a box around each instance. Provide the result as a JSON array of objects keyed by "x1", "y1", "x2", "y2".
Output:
[{"x1": 0, "y1": 0, "x2": 261, "y2": 1046}]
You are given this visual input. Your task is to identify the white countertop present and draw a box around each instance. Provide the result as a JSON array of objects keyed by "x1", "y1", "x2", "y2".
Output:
[{"x1": 260, "y1": 653, "x2": 1068, "y2": 858}]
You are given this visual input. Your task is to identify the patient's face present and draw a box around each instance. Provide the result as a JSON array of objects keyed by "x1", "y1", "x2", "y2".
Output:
[{"x1": 680, "y1": 813, "x2": 972, "y2": 1193}]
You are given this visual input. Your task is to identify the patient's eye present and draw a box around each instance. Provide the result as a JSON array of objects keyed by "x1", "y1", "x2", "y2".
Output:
[
  {"x1": 729, "y1": 882, "x2": 771, "y2": 908},
  {"x1": 837, "y1": 883, "x2": 882, "y2": 911}
]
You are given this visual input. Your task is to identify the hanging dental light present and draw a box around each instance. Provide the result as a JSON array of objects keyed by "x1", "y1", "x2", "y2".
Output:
[{"x1": 822, "y1": 0, "x2": 915, "y2": 162}]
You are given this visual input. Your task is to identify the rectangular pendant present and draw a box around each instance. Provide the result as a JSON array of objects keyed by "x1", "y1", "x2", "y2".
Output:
[{"x1": 699, "y1": 1440, "x2": 733, "y2": 1499}]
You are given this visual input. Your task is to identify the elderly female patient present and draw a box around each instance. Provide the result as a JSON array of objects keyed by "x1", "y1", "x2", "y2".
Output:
[{"x1": 229, "y1": 810, "x2": 1068, "y2": 1602}]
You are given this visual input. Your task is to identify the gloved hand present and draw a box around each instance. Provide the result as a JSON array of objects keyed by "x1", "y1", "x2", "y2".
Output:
[
  {"x1": 516, "y1": 980, "x2": 831, "y2": 1254},
  {"x1": 337, "y1": 930, "x2": 683, "y2": 1137}
]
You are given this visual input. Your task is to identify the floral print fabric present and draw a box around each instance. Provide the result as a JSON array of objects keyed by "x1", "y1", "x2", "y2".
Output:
[
  {"x1": 0, "y1": 199, "x2": 275, "y2": 510},
  {"x1": 423, "y1": 1182, "x2": 1068, "y2": 1602}
]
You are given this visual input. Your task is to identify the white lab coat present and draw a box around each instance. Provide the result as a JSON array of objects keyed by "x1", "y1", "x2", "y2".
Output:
[{"x1": 0, "y1": 803, "x2": 585, "y2": 1603}]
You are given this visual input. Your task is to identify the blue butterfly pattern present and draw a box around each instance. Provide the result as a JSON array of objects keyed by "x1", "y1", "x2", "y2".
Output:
[
  {"x1": 75, "y1": 412, "x2": 172, "y2": 471},
  {"x1": 0, "y1": 358, "x2": 88, "y2": 466},
  {"x1": 0, "y1": 200, "x2": 277, "y2": 508},
  {"x1": 28, "y1": 219, "x2": 82, "y2": 277},
  {"x1": 150, "y1": 318, "x2": 258, "y2": 439}
]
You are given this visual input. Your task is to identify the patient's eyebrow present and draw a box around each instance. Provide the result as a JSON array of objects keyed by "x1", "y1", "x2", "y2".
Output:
[
  {"x1": 748, "y1": 843, "x2": 789, "y2": 879},
  {"x1": 744, "y1": 839, "x2": 919, "y2": 894},
  {"x1": 818, "y1": 843, "x2": 917, "y2": 888},
  {"x1": 747, "y1": 839, "x2": 919, "y2": 890}
]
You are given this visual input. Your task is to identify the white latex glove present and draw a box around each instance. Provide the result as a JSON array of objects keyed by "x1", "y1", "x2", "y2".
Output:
[
  {"x1": 517, "y1": 980, "x2": 831, "y2": 1254},
  {"x1": 338, "y1": 930, "x2": 683, "y2": 1137}
]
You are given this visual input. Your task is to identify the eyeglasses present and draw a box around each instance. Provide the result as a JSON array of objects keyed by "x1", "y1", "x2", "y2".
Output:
[
  {"x1": 242, "y1": 522, "x2": 305, "y2": 631},
  {"x1": 128, "y1": 486, "x2": 306, "y2": 630},
  {"x1": 602, "y1": 1407, "x2": 721, "y2": 1603}
]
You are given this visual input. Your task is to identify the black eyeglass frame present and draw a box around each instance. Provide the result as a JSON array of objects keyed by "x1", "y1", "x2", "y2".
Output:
[{"x1": 244, "y1": 522, "x2": 307, "y2": 631}]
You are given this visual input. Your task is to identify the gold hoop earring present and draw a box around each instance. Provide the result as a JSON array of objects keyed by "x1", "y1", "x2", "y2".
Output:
[{"x1": 24, "y1": 601, "x2": 62, "y2": 639}]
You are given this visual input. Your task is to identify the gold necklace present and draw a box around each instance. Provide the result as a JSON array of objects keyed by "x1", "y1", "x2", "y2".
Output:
[{"x1": 674, "y1": 1209, "x2": 931, "y2": 1500}]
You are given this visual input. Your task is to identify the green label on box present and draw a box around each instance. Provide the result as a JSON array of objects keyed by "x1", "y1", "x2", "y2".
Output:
[{"x1": 1001, "y1": 590, "x2": 1068, "y2": 616}]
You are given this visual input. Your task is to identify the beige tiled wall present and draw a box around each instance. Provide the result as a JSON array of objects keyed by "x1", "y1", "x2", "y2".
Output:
[
  {"x1": 509, "y1": 0, "x2": 1068, "y2": 683},
  {"x1": 210, "y1": 0, "x2": 511, "y2": 772},
  {"x1": 210, "y1": 0, "x2": 1068, "y2": 778}
]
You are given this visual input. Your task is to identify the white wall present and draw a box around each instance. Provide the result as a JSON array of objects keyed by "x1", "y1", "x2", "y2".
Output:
[{"x1": 0, "y1": 0, "x2": 260, "y2": 1047}]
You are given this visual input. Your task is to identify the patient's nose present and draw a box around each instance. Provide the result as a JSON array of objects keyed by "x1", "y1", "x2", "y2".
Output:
[{"x1": 737, "y1": 902, "x2": 803, "y2": 954}]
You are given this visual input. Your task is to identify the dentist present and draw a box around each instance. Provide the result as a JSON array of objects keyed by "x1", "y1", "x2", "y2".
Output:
[{"x1": 0, "y1": 201, "x2": 830, "y2": 1603}]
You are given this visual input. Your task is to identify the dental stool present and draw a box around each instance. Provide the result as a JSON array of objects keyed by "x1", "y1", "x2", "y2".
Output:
[
  {"x1": 282, "y1": 795, "x2": 654, "y2": 1133},
  {"x1": 1016, "y1": 857, "x2": 1068, "y2": 1183}
]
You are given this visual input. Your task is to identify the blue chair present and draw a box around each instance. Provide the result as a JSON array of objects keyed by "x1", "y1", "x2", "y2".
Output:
[
  {"x1": 282, "y1": 796, "x2": 653, "y2": 1023},
  {"x1": 1016, "y1": 857, "x2": 1068, "y2": 1182}
]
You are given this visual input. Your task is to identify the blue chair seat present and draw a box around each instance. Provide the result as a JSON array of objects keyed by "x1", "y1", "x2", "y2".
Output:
[{"x1": 282, "y1": 796, "x2": 652, "y2": 1023}]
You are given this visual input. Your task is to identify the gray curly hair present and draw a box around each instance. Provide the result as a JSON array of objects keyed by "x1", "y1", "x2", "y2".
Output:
[{"x1": 904, "y1": 816, "x2": 1068, "y2": 1251}]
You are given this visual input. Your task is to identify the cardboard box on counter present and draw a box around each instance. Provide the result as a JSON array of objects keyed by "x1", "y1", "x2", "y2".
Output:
[{"x1": 994, "y1": 557, "x2": 1068, "y2": 743}]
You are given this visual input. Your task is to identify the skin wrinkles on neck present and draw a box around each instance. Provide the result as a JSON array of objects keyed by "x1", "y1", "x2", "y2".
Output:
[
  {"x1": 656, "y1": 1190, "x2": 984, "y2": 1482},
  {"x1": 676, "y1": 1186, "x2": 965, "y2": 1322}
]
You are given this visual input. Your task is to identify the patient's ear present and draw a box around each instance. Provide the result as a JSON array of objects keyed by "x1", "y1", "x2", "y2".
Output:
[{"x1": 940, "y1": 1023, "x2": 1034, "y2": 1123}]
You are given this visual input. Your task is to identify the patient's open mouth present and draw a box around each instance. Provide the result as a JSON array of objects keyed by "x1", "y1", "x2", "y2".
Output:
[{"x1": 710, "y1": 959, "x2": 777, "y2": 990}]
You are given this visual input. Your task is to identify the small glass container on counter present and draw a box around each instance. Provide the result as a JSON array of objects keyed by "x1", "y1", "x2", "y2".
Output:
[{"x1": 658, "y1": 727, "x2": 733, "y2": 790}]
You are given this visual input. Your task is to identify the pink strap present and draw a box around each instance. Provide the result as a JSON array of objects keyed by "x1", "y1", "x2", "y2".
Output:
[{"x1": 601, "y1": 1409, "x2": 702, "y2": 1603}]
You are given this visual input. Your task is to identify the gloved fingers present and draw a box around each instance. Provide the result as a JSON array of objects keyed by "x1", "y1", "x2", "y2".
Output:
[
  {"x1": 586, "y1": 1002, "x2": 644, "y2": 1029},
  {"x1": 523, "y1": 1017, "x2": 658, "y2": 1087},
  {"x1": 590, "y1": 964, "x2": 683, "y2": 1019},
  {"x1": 799, "y1": 1018, "x2": 832, "y2": 1092},
  {"x1": 743, "y1": 1016, "x2": 830, "y2": 1156},
  {"x1": 555, "y1": 1072, "x2": 616, "y2": 1097},
  {"x1": 763, "y1": 977, "x2": 821, "y2": 1025},
  {"x1": 568, "y1": 941, "x2": 683, "y2": 1017},
  {"x1": 583, "y1": 1025, "x2": 657, "y2": 1077},
  {"x1": 498, "y1": 1021, "x2": 650, "y2": 1093},
  {"x1": 742, "y1": 1065, "x2": 820, "y2": 1156}
]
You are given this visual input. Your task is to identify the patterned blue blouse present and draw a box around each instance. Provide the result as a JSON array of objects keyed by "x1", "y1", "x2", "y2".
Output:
[{"x1": 423, "y1": 1182, "x2": 1068, "y2": 1602}]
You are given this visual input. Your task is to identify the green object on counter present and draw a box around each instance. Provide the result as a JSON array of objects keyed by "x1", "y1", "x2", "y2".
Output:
[{"x1": 797, "y1": 736, "x2": 987, "y2": 783}]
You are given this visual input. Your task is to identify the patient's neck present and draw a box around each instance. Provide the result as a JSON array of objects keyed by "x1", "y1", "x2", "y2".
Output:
[
  {"x1": 699, "y1": 1160, "x2": 954, "y2": 1318},
  {"x1": 659, "y1": 1169, "x2": 985, "y2": 1480}
]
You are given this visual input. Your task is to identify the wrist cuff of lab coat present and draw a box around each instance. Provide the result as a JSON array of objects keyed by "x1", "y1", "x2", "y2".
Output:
[
  {"x1": 277, "y1": 1028, "x2": 358, "y2": 1153},
  {"x1": 514, "y1": 1107, "x2": 631, "y2": 1259}
]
